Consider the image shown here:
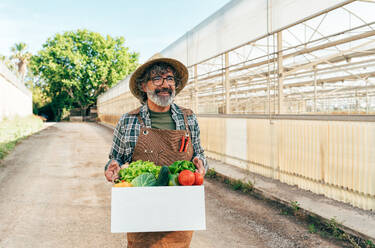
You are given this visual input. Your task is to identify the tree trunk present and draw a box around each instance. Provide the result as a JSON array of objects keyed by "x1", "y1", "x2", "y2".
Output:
[
  {"x1": 81, "y1": 106, "x2": 88, "y2": 121},
  {"x1": 17, "y1": 60, "x2": 27, "y2": 82}
]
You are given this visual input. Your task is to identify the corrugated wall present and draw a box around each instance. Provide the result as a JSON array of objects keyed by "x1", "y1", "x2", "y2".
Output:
[
  {"x1": 98, "y1": 97, "x2": 375, "y2": 210},
  {"x1": 0, "y1": 62, "x2": 32, "y2": 120},
  {"x1": 199, "y1": 117, "x2": 375, "y2": 210}
]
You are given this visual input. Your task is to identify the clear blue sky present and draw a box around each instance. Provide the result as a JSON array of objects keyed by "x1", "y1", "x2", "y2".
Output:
[{"x1": 0, "y1": 0, "x2": 231, "y2": 63}]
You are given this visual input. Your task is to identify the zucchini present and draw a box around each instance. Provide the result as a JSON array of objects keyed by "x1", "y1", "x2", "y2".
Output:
[{"x1": 156, "y1": 166, "x2": 170, "y2": 186}]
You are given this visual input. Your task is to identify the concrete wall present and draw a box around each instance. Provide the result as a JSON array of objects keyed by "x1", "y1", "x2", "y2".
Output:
[{"x1": 0, "y1": 62, "x2": 32, "y2": 120}]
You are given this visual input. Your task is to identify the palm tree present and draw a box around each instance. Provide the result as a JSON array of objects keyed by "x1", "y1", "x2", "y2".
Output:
[
  {"x1": 10, "y1": 42, "x2": 31, "y2": 82},
  {"x1": 0, "y1": 54, "x2": 15, "y2": 72}
]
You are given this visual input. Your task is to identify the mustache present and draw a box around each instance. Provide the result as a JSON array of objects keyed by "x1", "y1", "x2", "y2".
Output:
[{"x1": 155, "y1": 88, "x2": 172, "y2": 95}]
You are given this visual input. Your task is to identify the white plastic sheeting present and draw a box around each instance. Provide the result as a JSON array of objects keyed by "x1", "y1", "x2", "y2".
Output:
[
  {"x1": 0, "y1": 62, "x2": 32, "y2": 120},
  {"x1": 99, "y1": 0, "x2": 352, "y2": 101},
  {"x1": 162, "y1": 0, "x2": 352, "y2": 66},
  {"x1": 97, "y1": 75, "x2": 130, "y2": 105}
]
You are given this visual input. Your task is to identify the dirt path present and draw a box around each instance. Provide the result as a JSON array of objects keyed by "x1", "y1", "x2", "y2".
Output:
[
  {"x1": 0, "y1": 122, "x2": 344, "y2": 248},
  {"x1": 194, "y1": 179, "x2": 346, "y2": 248}
]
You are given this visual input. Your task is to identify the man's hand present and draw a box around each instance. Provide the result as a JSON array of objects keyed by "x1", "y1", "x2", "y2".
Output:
[
  {"x1": 193, "y1": 157, "x2": 205, "y2": 177},
  {"x1": 105, "y1": 160, "x2": 121, "y2": 182}
]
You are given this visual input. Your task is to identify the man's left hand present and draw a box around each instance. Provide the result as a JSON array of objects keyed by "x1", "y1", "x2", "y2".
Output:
[{"x1": 193, "y1": 157, "x2": 205, "y2": 177}]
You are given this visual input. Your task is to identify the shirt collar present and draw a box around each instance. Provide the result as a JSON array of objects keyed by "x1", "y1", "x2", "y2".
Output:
[
  {"x1": 170, "y1": 103, "x2": 182, "y2": 115},
  {"x1": 140, "y1": 102, "x2": 183, "y2": 129},
  {"x1": 139, "y1": 103, "x2": 151, "y2": 128}
]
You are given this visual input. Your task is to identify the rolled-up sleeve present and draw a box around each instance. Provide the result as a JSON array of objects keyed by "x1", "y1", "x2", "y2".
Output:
[{"x1": 105, "y1": 115, "x2": 130, "y2": 170}]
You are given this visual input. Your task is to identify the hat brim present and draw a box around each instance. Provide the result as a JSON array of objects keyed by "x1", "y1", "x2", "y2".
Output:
[{"x1": 129, "y1": 57, "x2": 189, "y2": 102}]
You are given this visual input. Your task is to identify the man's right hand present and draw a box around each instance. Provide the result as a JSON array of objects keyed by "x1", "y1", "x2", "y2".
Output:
[{"x1": 105, "y1": 160, "x2": 121, "y2": 182}]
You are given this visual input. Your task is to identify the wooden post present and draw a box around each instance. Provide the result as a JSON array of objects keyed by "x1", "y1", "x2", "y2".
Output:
[
  {"x1": 277, "y1": 31, "x2": 284, "y2": 114},
  {"x1": 355, "y1": 89, "x2": 359, "y2": 113},
  {"x1": 225, "y1": 52, "x2": 231, "y2": 114},
  {"x1": 366, "y1": 79, "x2": 369, "y2": 114},
  {"x1": 314, "y1": 66, "x2": 317, "y2": 112},
  {"x1": 194, "y1": 64, "x2": 198, "y2": 113}
]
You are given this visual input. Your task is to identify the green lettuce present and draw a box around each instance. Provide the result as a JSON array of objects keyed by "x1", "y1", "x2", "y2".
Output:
[
  {"x1": 168, "y1": 160, "x2": 196, "y2": 174},
  {"x1": 118, "y1": 160, "x2": 161, "y2": 183}
]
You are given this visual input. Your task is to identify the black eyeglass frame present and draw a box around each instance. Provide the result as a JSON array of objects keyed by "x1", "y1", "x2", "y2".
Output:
[{"x1": 150, "y1": 75, "x2": 176, "y2": 86}]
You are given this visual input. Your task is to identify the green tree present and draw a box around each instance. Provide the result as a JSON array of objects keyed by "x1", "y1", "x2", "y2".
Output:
[
  {"x1": 10, "y1": 42, "x2": 32, "y2": 82},
  {"x1": 30, "y1": 29, "x2": 138, "y2": 120},
  {"x1": 0, "y1": 54, "x2": 16, "y2": 73}
]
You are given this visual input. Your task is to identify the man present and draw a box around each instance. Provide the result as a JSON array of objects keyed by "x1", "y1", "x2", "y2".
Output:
[{"x1": 104, "y1": 54, "x2": 207, "y2": 248}]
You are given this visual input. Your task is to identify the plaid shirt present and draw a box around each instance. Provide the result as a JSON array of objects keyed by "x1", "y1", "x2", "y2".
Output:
[{"x1": 106, "y1": 103, "x2": 207, "y2": 170}]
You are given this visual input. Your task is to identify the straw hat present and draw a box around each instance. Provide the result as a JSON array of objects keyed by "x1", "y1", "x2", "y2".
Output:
[{"x1": 129, "y1": 53, "x2": 189, "y2": 102}]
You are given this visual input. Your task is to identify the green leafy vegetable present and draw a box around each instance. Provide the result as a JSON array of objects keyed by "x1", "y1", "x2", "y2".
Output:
[
  {"x1": 131, "y1": 173, "x2": 157, "y2": 187},
  {"x1": 168, "y1": 160, "x2": 196, "y2": 174},
  {"x1": 118, "y1": 160, "x2": 161, "y2": 183},
  {"x1": 168, "y1": 173, "x2": 180, "y2": 186}
]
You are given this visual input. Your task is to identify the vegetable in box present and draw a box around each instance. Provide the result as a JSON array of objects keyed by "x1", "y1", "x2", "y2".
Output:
[
  {"x1": 131, "y1": 173, "x2": 157, "y2": 187},
  {"x1": 116, "y1": 160, "x2": 203, "y2": 187},
  {"x1": 118, "y1": 160, "x2": 161, "y2": 183},
  {"x1": 168, "y1": 160, "x2": 196, "y2": 174}
]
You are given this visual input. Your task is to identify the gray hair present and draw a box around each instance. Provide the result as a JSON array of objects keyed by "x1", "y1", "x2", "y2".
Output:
[{"x1": 136, "y1": 62, "x2": 181, "y2": 103}]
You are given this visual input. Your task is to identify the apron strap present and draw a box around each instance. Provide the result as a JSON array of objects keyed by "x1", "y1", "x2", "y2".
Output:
[{"x1": 182, "y1": 112, "x2": 190, "y2": 135}]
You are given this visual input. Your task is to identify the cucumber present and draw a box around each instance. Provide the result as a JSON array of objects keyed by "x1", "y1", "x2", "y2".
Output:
[{"x1": 156, "y1": 166, "x2": 170, "y2": 186}]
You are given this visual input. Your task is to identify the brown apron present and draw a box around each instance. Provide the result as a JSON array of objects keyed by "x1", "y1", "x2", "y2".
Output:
[{"x1": 127, "y1": 108, "x2": 194, "y2": 248}]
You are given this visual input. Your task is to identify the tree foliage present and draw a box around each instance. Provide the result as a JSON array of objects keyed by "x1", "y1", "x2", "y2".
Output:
[
  {"x1": 30, "y1": 29, "x2": 138, "y2": 120},
  {"x1": 10, "y1": 42, "x2": 32, "y2": 81},
  {"x1": 1, "y1": 53, "x2": 17, "y2": 74}
]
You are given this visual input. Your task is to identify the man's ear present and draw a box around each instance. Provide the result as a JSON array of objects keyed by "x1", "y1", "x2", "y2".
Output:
[{"x1": 141, "y1": 83, "x2": 147, "y2": 93}]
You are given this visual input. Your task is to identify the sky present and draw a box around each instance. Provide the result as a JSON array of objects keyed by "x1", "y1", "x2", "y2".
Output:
[{"x1": 0, "y1": 0, "x2": 231, "y2": 63}]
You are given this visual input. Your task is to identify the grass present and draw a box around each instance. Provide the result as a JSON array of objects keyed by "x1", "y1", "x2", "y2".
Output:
[
  {"x1": 0, "y1": 115, "x2": 43, "y2": 160},
  {"x1": 206, "y1": 168, "x2": 253, "y2": 193},
  {"x1": 230, "y1": 179, "x2": 253, "y2": 193},
  {"x1": 308, "y1": 223, "x2": 317, "y2": 233},
  {"x1": 290, "y1": 201, "x2": 300, "y2": 211},
  {"x1": 205, "y1": 168, "x2": 218, "y2": 178},
  {"x1": 319, "y1": 217, "x2": 362, "y2": 248},
  {"x1": 304, "y1": 213, "x2": 375, "y2": 247}
]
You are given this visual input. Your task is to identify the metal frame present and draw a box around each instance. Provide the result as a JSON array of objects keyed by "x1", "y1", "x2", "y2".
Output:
[{"x1": 175, "y1": 0, "x2": 375, "y2": 115}]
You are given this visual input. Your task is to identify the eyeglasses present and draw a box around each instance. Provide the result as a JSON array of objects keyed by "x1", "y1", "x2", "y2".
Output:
[{"x1": 150, "y1": 76, "x2": 175, "y2": 86}]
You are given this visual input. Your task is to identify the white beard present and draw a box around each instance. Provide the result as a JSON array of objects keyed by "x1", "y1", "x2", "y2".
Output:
[{"x1": 146, "y1": 87, "x2": 176, "y2": 107}]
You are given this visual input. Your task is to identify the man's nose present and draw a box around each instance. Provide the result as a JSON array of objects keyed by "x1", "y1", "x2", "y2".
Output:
[
  {"x1": 158, "y1": 79, "x2": 171, "y2": 88},
  {"x1": 161, "y1": 78, "x2": 170, "y2": 86}
]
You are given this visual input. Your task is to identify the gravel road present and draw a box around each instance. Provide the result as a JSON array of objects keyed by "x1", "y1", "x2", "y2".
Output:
[{"x1": 0, "y1": 122, "x2": 345, "y2": 248}]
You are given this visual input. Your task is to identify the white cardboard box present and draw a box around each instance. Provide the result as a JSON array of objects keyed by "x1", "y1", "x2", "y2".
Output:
[{"x1": 111, "y1": 186, "x2": 206, "y2": 233}]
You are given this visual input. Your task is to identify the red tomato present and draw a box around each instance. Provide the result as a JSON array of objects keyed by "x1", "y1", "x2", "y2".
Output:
[
  {"x1": 194, "y1": 172, "x2": 204, "y2": 185},
  {"x1": 178, "y1": 170, "x2": 195, "y2": 186}
]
